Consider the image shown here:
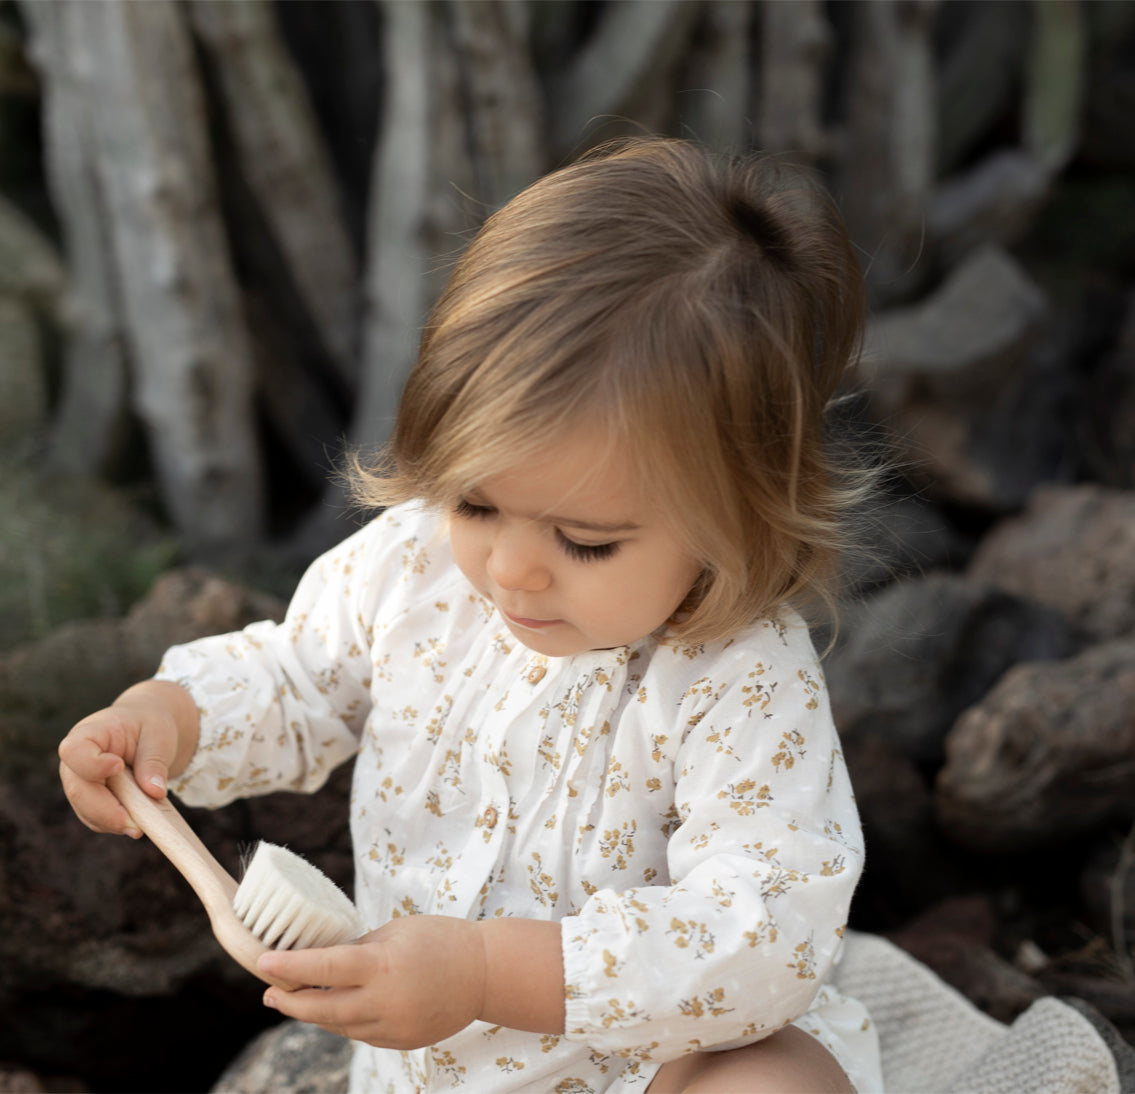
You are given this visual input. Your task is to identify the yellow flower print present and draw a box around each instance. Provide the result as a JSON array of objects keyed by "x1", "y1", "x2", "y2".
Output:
[
  {"x1": 528, "y1": 852, "x2": 559, "y2": 906},
  {"x1": 412, "y1": 636, "x2": 447, "y2": 682},
  {"x1": 743, "y1": 919, "x2": 779, "y2": 948},
  {"x1": 605, "y1": 759, "x2": 630, "y2": 796},
  {"x1": 430, "y1": 1047, "x2": 466, "y2": 1083},
  {"x1": 598, "y1": 820, "x2": 637, "y2": 870},
  {"x1": 759, "y1": 867, "x2": 806, "y2": 899},
  {"x1": 741, "y1": 664, "x2": 777, "y2": 714},
  {"x1": 400, "y1": 537, "x2": 428, "y2": 575},
  {"x1": 820, "y1": 855, "x2": 847, "y2": 877},
  {"x1": 788, "y1": 934, "x2": 819, "y2": 980},
  {"x1": 678, "y1": 987, "x2": 732, "y2": 1019},
  {"x1": 667, "y1": 918, "x2": 717, "y2": 957},
  {"x1": 494, "y1": 1057, "x2": 526, "y2": 1074},
  {"x1": 717, "y1": 778, "x2": 772, "y2": 815},
  {"x1": 797, "y1": 667, "x2": 823, "y2": 711},
  {"x1": 599, "y1": 997, "x2": 650, "y2": 1030},
  {"x1": 772, "y1": 729, "x2": 806, "y2": 772},
  {"x1": 539, "y1": 735, "x2": 562, "y2": 771}
]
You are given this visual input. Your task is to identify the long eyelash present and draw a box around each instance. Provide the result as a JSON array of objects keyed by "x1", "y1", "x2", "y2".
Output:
[
  {"x1": 557, "y1": 534, "x2": 619, "y2": 563},
  {"x1": 454, "y1": 498, "x2": 494, "y2": 520}
]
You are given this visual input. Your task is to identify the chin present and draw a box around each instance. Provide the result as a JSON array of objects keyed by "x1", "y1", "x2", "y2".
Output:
[{"x1": 507, "y1": 624, "x2": 590, "y2": 658}]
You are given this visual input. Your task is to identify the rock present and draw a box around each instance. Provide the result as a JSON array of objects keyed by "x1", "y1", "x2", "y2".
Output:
[
  {"x1": 0, "y1": 569, "x2": 355, "y2": 1091},
  {"x1": 212, "y1": 1020, "x2": 351, "y2": 1094},
  {"x1": 825, "y1": 573, "x2": 1077, "y2": 765},
  {"x1": 936, "y1": 640, "x2": 1135, "y2": 852},
  {"x1": 887, "y1": 895, "x2": 1047, "y2": 1025},
  {"x1": 861, "y1": 245, "x2": 1050, "y2": 509},
  {"x1": 843, "y1": 735, "x2": 964, "y2": 928},
  {"x1": 1080, "y1": 289, "x2": 1135, "y2": 488},
  {"x1": 0, "y1": 1066, "x2": 44, "y2": 1093},
  {"x1": 967, "y1": 485, "x2": 1135, "y2": 642},
  {"x1": 0, "y1": 567, "x2": 286, "y2": 777},
  {"x1": 1078, "y1": 836, "x2": 1135, "y2": 959}
]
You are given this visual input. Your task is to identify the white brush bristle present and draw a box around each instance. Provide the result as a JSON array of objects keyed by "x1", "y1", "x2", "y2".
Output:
[{"x1": 233, "y1": 842, "x2": 360, "y2": 950}]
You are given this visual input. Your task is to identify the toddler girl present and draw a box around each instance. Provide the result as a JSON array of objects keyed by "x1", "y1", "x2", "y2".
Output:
[{"x1": 60, "y1": 138, "x2": 883, "y2": 1093}]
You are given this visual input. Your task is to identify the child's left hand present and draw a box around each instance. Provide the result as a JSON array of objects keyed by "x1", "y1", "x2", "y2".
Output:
[{"x1": 258, "y1": 915, "x2": 486, "y2": 1049}]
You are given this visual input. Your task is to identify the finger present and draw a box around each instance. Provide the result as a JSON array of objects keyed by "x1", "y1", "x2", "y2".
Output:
[
  {"x1": 258, "y1": 943, "x2": 368, "y2": 990},
  {"x1": 263, "y1": 983, "x2": 364, "y2": 1030},
  {"x1": 59, "y1": 761, "x2": 143, "y2": 838},
  {"x1": 58, "y1": 724, "x2": 126, "y2": 782},
  {"x1": 132, "y1": 737, "x2": 174, "y2": 800}
]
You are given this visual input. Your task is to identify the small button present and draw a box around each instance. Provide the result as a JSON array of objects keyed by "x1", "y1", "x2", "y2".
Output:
[
  {"x1": 483, "y1": 805, "x2": 499, "y2": 829},
  {"x1": 526, "y1": 664, "x2": 547, "y2": 684}
]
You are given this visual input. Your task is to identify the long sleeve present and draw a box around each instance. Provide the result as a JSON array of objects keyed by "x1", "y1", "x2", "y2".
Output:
[
  {"x1": 159, "y1": 511, "x2": 412, "y2": 807},
  {"x1": 560, "y1": 626, "x2": 862, "y2": 1062}
]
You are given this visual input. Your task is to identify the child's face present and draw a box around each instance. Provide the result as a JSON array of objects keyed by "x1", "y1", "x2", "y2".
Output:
[{"x1": 448, "y1": 429, "x2": 702, "y2": 657}]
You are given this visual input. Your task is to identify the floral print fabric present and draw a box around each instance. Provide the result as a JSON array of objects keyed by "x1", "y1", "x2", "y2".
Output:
[{"x1": 161, "y1": 502, "x2": 881, "y2": 1093}]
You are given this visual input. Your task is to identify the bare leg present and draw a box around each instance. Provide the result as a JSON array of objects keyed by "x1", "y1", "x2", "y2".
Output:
[{"x1": 646, "y1": 1026, "x2": 854, "y2": 1094}]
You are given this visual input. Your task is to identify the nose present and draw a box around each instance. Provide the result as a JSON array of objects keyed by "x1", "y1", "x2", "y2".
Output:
[{"x1": 486, "y1": 525, "x2": 551, "y2": 592}]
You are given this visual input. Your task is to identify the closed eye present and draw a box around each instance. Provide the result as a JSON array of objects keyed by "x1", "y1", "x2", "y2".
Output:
[
  {"x1": 455, "y1": 497, "x2": 620, "y2": 562},
  {"x1": 556, "y1": 533, "x2": 619, "y2": 563},
  {"x1": 453, "y1": 498, "x2": 495, "y2": 520}
]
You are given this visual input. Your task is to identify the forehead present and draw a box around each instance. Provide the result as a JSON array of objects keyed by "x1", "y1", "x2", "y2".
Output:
[{"x1": 473, "y1": 428, "x2": 645, "y2": 522}]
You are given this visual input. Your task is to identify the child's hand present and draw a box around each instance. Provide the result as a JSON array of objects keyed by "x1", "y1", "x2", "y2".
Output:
[
  {"x1": 58, "y1": 680, "x2": 200, "y2": 837},
  {"x1": 258, "y1": 916, "x2": 487, "y2": 1049}
]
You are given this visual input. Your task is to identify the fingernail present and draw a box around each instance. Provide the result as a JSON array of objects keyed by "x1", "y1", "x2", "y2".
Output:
[
  {"x1": 149, "y1": 774, "x2": 167, "y2": 793},
  {"x1": 263, "y1": 991, "x2": 278, "y2": 1010},
  {"x1": 125, "y1": 827, "x2": 143, "y2": 840}
]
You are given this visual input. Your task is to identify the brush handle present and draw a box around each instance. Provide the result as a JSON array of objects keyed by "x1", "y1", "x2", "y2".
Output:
[{"x1": 107, "y1": 768, "x2": 300, "y2": 991}]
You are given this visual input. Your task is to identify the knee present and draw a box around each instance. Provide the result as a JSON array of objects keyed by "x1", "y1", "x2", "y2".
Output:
[{"x1": 647, "y1": 1026, "x2": 854, "y2": 1094}]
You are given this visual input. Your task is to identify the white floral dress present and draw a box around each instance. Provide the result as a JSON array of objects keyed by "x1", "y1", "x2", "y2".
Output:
[{"x1": 161, "y1": 502, "x2": 883, "y2": 1093}]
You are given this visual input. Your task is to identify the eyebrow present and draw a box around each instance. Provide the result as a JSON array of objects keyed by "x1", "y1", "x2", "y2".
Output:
[
  {"x1": 462, "y1": 491, "x2": 640, "y2": 534},
  {"x1": 543, "y1": 514, "x2": 641, "y2": 534}
]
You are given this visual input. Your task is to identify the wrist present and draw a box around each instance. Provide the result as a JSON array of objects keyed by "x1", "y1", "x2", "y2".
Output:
[{"x1": 475, "y1": 918, "x2": 565, "y2": 1034}]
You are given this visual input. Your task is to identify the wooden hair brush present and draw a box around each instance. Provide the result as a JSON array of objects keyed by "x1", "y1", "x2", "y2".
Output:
[{"x1": 107, "y1": 767, "x2": 360, "y2": 991}]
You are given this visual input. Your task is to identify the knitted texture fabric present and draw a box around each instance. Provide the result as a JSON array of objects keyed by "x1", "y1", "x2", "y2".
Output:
[{"x1": 833, "y1": 932, "x2": 1121, "y2": 1093}]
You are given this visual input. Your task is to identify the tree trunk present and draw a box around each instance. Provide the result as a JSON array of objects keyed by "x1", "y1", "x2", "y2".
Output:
[
  {"x1": 757, "y1": 0, "x2": 830, "y2": 163},
  {"x1": 351, "y1": 0, "x2": 434, "y2": 460},
  {"x1": 187, "y1": 0, "x2": 361, "y2": 389},
  {"x1": 550, "y1": 0, "x2": 699, "y2": 155},
  {"x1": 21, "y1": 1, "x2": 131, "y2": 477},
  {"x1": 841, "y1": 0, "x2": 940, "y2": 303},
  {"x1": 81, "y1": 1, "x2": 265, "y2": 552}
]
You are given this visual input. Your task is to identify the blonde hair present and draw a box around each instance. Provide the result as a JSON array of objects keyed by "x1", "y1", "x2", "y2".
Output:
[{"x1": 350, "y1": 138, "x2": 869, "y2": 646}]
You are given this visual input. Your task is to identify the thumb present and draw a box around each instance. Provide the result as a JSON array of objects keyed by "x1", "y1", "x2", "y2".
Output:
[{"x1": 132, "y1": 741, "x2": 173, "y2": 799}]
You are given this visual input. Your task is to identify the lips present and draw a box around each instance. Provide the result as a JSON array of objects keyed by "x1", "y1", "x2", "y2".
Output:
[{"x1": 502, "y1": 609, "x2": 562, "y2": 630}]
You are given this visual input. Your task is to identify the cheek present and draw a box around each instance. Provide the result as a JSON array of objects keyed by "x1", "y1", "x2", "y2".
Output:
[{"x1": 447, "y1": 523, "x2": 484, "y2": 585}]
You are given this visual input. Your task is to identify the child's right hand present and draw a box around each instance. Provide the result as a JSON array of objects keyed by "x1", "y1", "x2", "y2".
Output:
[{"x1": 58, "y1": 679, "x2": 200, "y2": 837}]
